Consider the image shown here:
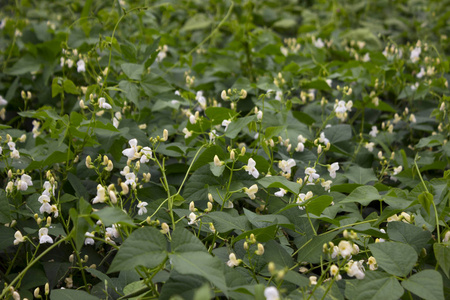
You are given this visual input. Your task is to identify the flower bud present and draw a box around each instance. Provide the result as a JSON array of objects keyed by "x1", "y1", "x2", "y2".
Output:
[
  {"x1": 12, "y1": 291, "x2": 20, "y2": 300},
  {"x1": 109, "y1": 190, "x2": 117, "y2": 204},
  {"x1": 85, "y1": 155, "x2": 93, "y2": 169},
  {"x1": 208, "y1": 193, "x2": 214, "y2": 202},
  {"x1": 240, "y1": 147, "x2": 246, "y2": 156},
  {"x1": 189, "y1": 201, "x2": 195, "y2": 212},
  {"x1": 221, "y1": 90, "x2": 228, "y2": 101},
  {"x1": 255, "y1": 243, "x2": 264, "y2": 255},
  {"x1": 105, "y1": 160, "x2": 113, "y2": 172},
  {"x1": 162, "y1": 129, "x2": 168, "y2": 141},
  {"x1": 120, "y1": 182, "x2": 129, "y2": 195},
  {"x1": 161, "y1": 223, "x2": 169, "y2": 234},
  {"x1": 45, "y1": 283, "x2": 49, "y2": 295},
  {"x1": 240, "y1": 89, "x2": 247, "y2": 99},
  {"x1": 46, "y1": 217, "x2": 52, "y2": 226},
  {"x1": 230, "y1": 150, "x2": 235, "y2": 160},
  {"x1": 268, "y1": 262, "x2": 276, "y2": 274},
  {"x1": 34, "y1": 287, "x2": 41, "y2": 298},
  {"x1": 243, "y1": 242, "x2": 249, "y2": 250}
]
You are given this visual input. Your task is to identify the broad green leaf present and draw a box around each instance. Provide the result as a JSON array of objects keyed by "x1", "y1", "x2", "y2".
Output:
[
  {"x1": 160, "y1": 273, "x2": 208, "y2": 300},
  {"x1": 210, "y1": 162, "x2": 225, "y2": 177},
  {"x1": 387, "y1": 221, "x2": 431, "y2": 254},
  {"x1": 273, "y1": 18, "x2": 296, "y2": 29},
  {"x1": 202, "y1": 211, "x2": 251, "y2": 232},
  {"x1": 181, "y1": 13, "x2": 212, "y2": 31},
  {"x1": 171, "y1": 227, "x2": 207, "y2": 253},
  {"x1": 50, "y1": 289, "x2": 100, "y2": 300},
  {"x1": 307, "y1": 195, "x2": 333, "y2": 216},
  {"x1": 340, "y1": 186, "x2": 380, "y2": 205},
  {"x1": 323, "y1": 124, "x2": 352, "y2": 144},
  {"x1": 369, "y1": 242, "x2": 418, "y2": 277},
  {"x1": 296, "y1": 232, "x2": 339, "y2": 264},
  {"x1": 243, "y1": 208, "x2": 292, "y2": 229},
  {"x1": 225, "y1": 116, "x2": 256, "y2": 139},
  {"x1": 344, "y1": 165, "x2": 378, "y2": 184},
  {"x1": 86, "y1": 268, "x2": 121, "y2": 294},
  {"x1": 108, "y1": 227, "x2": 167, "y2": 273},
  {"x1": 257, "y1": 176, "x2": 301, "y2": 194},
  {"x1": 141, "y1": 73, "x2": 172, "y2": 95},
  {"x1": 401, "y1": 270, "x2": 444, "y2": 300},
  {"x1": 5, "y1": 55, "x2": 41, "y2": 75},
  {"x1": 418, "y1": 191, "x2": 433, "y2": 215},
  {"x1": 205, "y1": 107, "x2": 238, "y2": 126},
  {"x1": 434, "y1": 243, "x2": 450, "y2": 278},
  {"x1": 63, "y1": 79, "x2": 80, "y2": 95},
  {"x1": 263, "y1": 239, "x2": 294, "y2": 268},
  {"x1": 92, "y1": 207, "x2": 136, "y2": 227},
  {"x1": 121, "y1": 63, "x2": 144, "y2": 80},
  {"x1": 345, "y1": 271, "x2": 404, "y2": 300},
  {"x1": 169, "y1": 252, "x2": 227, "y2": 294}
]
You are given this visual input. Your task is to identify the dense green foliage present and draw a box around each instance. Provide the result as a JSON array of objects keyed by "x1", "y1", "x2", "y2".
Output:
[{"x1": 0, "y1": 0, "x2": 449, "y2": 299}]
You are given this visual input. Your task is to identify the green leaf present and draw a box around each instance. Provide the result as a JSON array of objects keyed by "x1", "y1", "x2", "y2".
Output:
[
  {"x1": 50, "y1": 289, "x2": 100, "y2": 300},
  {"x1": 108, "y1": 227, "x2": 167, "y2": 273},
  {"x1": 63, "y1": 79, "x2": 80, "y2": 95},
  {"x1": 345, "y1": 165, "x2": 378, "y2": 184},
  {"x1": 171, "y1": 227, "x2": 208, "y2": 253},
  {"x1": 121, "y1": 63, "x2": 144, "y2": 80},
  {"x1": 169, "y1": 252, "x2": 227, "y2": 294},
  {"x1": 92, "y1": 207, "x2": 136, "y2": 227},
  {"x1": 205, "y1": 107, "x2": 238, "y2": 126},
  {"x1": 160, "y1": 273, "x2": 208, "y2": 300},
  {"x1": 307, "y1": 195, "x2": 333, "y2": 216},
  {"x1": 225, "y1": 116, "x2": 256, "y2": 139},
  {"x1": 257, "y1": 176, "x2": 301, "y2": 194},
  {"x1": 340, "y1": 186, "x2": 380, "y2": 205},
  {"x1": 210, "y1": 162, "x2": 225, "y2": 177},
  {"x1": 369, "y1": 242, "x2": 418, "y2": 277},
  {"x1": 181, "y1": 13, "x2": 212, "y2": 31},
  {"x1": 401, "y1": 270, "x2": 444, "y2": 300},
  {"x1": 345, "y1": 271, "x2": 404, "y2": 300},
  {"x1": 296, "y1": 232, "x2": 339, "y2": 264},
  {"x1": 202, "y1": 211, "x2": 250, "y2": 232},
  {"x1": 418, "y1": 191, "x2": 433, "y2": 215},
  {"x1": 263, "y1": 239, "x2": 294, "y2": 268},
  {"x1": 141, "y1": 73, "x2": 172, "y2": 95},
  {"x1": 387, "y1": 221, "x2": 431, "y2": 254},
  {"x1": 434, "y1": 243, "x2": 450, "y2": 278},
  {"x1": 5, "y1": 55, "x2": 41, "y2": 75},
  {"x1": 233, "y1": 224, "x2": 278, "y2": 244},
  {"x1": 323, "y1": 124, "x2": 352, "y2": 144},
  {"x1": 273, "y1": 18, "x2": 296, "y2": 29}
]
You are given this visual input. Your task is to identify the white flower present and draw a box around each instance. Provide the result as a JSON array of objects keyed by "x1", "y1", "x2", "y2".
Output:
[
  {"x1": 188, "y1": 212, "x2": 198, "y2": 225},
  {"x1": 362, "y1": 53, "x2": 370, "y2": 62},
  {"x1": 297, "y1": 191, "x2": 313, "y2": 208},
  {"x1": 113, "y1": 118, "x2": 119, "y2": 128},
  {"x1": 122, "y1": 138, "x2": 140, "y2": 159},
  {"x1": 367, "y1": 256, "x2": 378, "y2": 271},
  {"x1": 309, "y1": 276, "x2": 317, "y2": 285},
  {"x1": 346, "y1": 260, "x2": 365, "y2": 279},
  {"x1": 120, "y1": 166, "x2": 130, "y2": 176},
  {"x1": 32, "y1": 120, "x2": 41, "y2": 138},
  {"x1": 410, "y1": 47, "x2": 421, "y2": 63},
  {"x1": 98, "y1": 97, "x2": 112, "y2": 109},
  {"x1": 365, "y1": 142, "x2": 375, "y2": 152},
  {"x1": 393, "y1": 166, "x2": 402, "y2": 175},
  {"x1": 244, "y1": 158, "x2": 259, "y2": 178},
  {"x1": 209, "y1": 129, "x2": 217, "y2": 143},
  {"x1": 321, "y1": 180, "x2": 332, "y2": 192},
  {"x1": 295, "y1": 142, "x2": 304, "y2": 152},
  {"x1": 196, "y1": 91, "x2": 206, "y2": 108},
  {"x1": 264, "y1": 286, "x2": 280, "y2": 300},
  {"x1": 278, "y1": 159, "x2": 296, "y2": 175},
  {"x1": 244, "y1": 184, "x2": 258, "y2": 199},
  {"x1": 411, "y1": 82, "x2": 419, "y2": 91},
  {"x1": 416, "y1": 67, "x2": 425, "y2": 78},
  {"x1": 14, "y1": 231, "x2": 25, "y2": 245},
  {"x1": 328, "y1": 162, "x2": 339, "y2": 178},
  {"x1": 222, "y1": 119, "x2": 231, "y2": 132},
  {"x1": 0, "y1": 95, "x2": 7, "y2": 106},
  {"x1": 409, "y1": 114, "x2": 416, "y2": 123},
  {"x1": 330, "y1": 264, "x2": 339, "y2": 277},
  {"x1": 39, "y1": 228, "x2": 53, "y2": 244},
  {"x1": 124, "y1": 173, "x2": 136, "y2": 186},
  {"x1": 227, "y1": 253, "x2": 241, "y2": 267},
  {"x1": 84, "y1": 232, "x2": 95, "y2": 245},
  {"x1": 369, "y1": 126, "x2": 378, "y2": 137},
  {"x1": 42, "y1": 181, "x2": 55, "y2": 197},
  {"x1": 331, "y1": 245, "x2": 339, "y2": 258},
  {"x1": 319, "y1": 132, "x2": 329, "y2": 146},
  {"x1": 8, "y1": 141, "x2": 16, "y2": 150},
  {"x1": 92, "y1": 185, "x2": 106, "y2": 204},
  {"x1": 10, "y1": 149, "x2": 20, "y2": 159},
  {"x1": 38, "y1": 195, "x2": 52, "y2": 214},
  {"x1": 338, "y1": 240, "x2": 353, "y2": 259},
  {"x1": 137, "y1": 201, "x2": 148, "y2": 215},
  {"x1": 334, "y1": 100, "x2": 348, "y2": 114},
  {"x1": 140, "y1": 147, "x2": 152, "y2": 163},
  {"x1": 314, "y1": 38, "x2": 324, "y2": 48},
  {"x1": 305, "y1": 167, "x2": 320, "y2": 183},
  {"x1": 274, "y1": 188, "x2": 287, "y2": 197},
  {"x1": 182, "y1": 128, "x2": 192, "y2": 138},
  {"x1": 77, "y1": 59, "x2": 86, "y2": 72},
  {"x1": 106, "y1": 225, "x2": 120, "y2": 239},
  {"x1": 51, "y1": 205, "x2": 59, "y2": 217},
  {"x1": 275, "y1": 91, "x2": 282, "y2": 101}
]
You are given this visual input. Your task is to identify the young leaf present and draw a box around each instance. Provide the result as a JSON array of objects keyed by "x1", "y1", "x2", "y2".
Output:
[{"x1": 369, "y1": 242, "x2": 418, "y2": 277}]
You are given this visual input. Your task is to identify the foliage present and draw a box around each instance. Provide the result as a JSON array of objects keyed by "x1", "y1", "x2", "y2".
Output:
[{"x1": 0, "y1": 0, "x2": 449, "y2": 299}]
